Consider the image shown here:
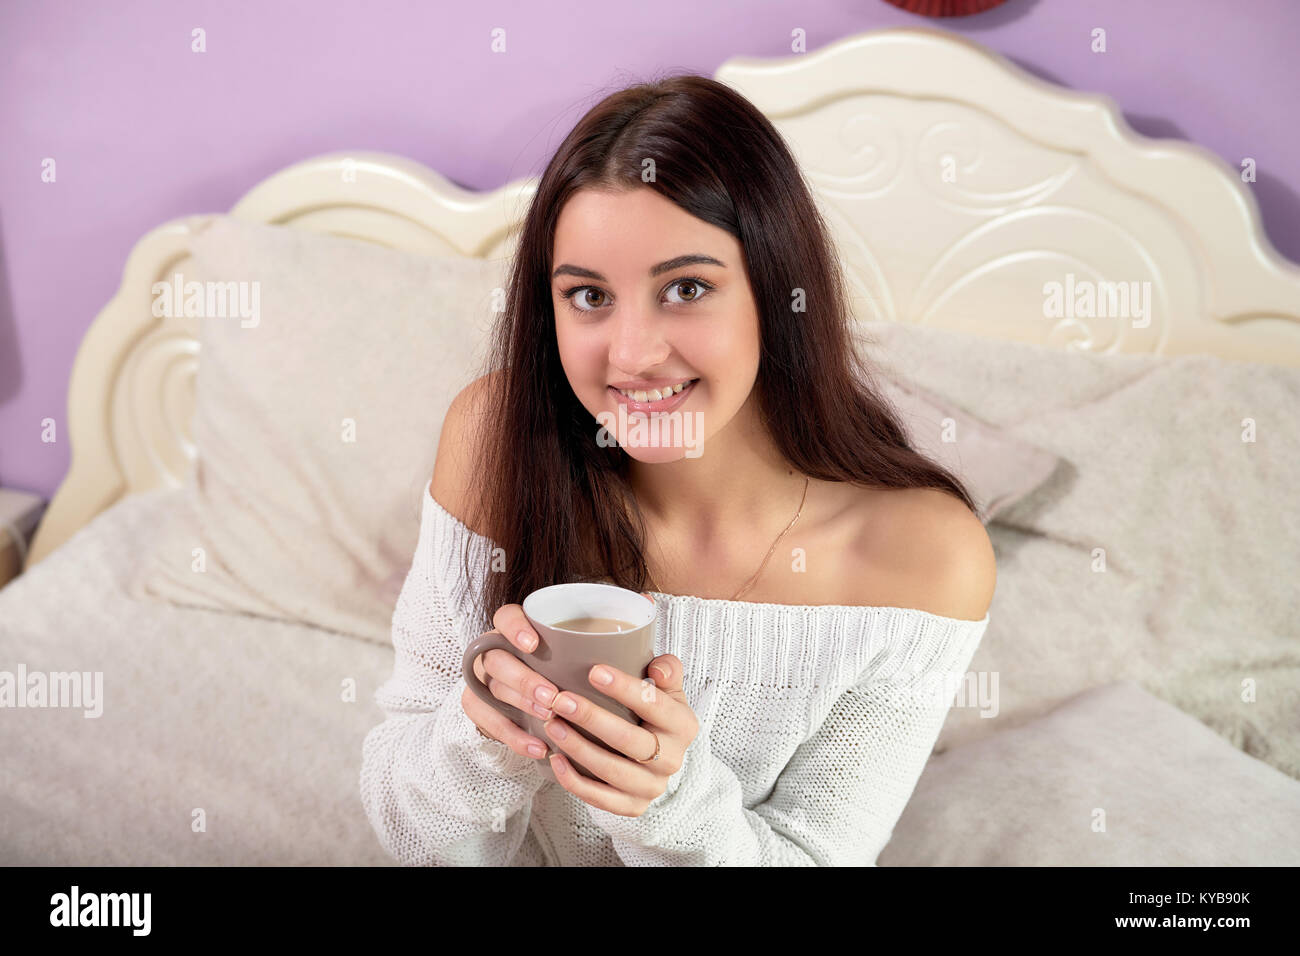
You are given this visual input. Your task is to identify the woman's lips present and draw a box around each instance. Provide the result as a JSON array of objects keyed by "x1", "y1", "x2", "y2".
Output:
[{"x1": 608, "y1": 379, "x2": 698, "y2": 413}]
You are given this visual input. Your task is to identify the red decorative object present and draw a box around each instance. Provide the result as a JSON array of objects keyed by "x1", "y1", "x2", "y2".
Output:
[{"x1": 882, "y1": 0, "x2": 1009, "y2": 16}]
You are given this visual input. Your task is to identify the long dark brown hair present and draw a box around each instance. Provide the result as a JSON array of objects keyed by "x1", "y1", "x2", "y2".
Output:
[{"x1": 461, "y1": 72, "x2": 975, "y2": 626}]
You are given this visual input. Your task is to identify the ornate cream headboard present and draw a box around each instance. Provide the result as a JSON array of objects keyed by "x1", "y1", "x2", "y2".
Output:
[
  {"x1": 716, "y1": 29, "x2": 1300, "y2": 361},
  {"x1": 26, "y1": 26, "x2": 1300, "y2": 567}
]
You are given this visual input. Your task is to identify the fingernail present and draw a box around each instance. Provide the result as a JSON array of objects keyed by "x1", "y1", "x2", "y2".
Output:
[
  {"x1": 534, "y1": 685, "x2": 555, "y2": 705},
  {"x1": 651, "y1": 664, "x2": 668, "y2": 682},
  {"x1": 520, "y1": 631, "x2": 538, "y2": 651},
  {"x1": 591, "y1": 666, "x2": 613, "y2": 686},
  {"x1": 527, "y1": 742, "x2": 545, "y2": 757}
]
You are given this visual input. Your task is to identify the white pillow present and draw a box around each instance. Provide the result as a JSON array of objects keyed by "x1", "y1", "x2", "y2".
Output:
[{"x1": 131, "y1": 216, "x2": 507, "y2": 643}]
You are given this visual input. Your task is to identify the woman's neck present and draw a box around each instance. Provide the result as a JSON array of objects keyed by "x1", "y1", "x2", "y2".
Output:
[{"x1": 625, "y1": 392, "x2": 805, "y2": 543}]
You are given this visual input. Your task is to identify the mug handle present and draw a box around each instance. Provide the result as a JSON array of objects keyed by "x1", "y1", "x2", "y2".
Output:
[{"x1": 461, "y1": 631, "x2": 531, "y2": 728}]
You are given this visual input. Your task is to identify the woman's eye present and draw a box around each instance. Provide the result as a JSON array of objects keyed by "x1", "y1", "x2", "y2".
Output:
[
  {"x1": 561, "y1": 287, "x2": 608, "y2": 313},
  {"x1": 665, "y1": 279, "x2": 709, "y2": 305},
  {"x1": 665, "y1": 277, "x2": 717, "y2": 306}
]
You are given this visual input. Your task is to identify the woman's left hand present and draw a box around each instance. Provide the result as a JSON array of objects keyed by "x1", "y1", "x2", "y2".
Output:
[{"x1": 543, "y1": 651, "x2": 699, "y2": 817}]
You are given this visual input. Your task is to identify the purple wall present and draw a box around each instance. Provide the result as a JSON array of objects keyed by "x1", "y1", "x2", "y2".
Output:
[{"x1": 2, "y1": 0, "x2": 1298, "y2": 501}]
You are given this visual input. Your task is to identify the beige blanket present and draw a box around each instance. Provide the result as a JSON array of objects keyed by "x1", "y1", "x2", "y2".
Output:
[
  {"x1": 858, "y1": 321, "x2": 1300, "y2": 779},
  {"x1": 0, "y1": 489, "x2": 396, "y2": 865}
]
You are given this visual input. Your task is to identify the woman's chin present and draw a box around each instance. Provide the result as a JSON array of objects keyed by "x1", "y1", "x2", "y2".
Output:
[{"x1": 621, "y1": 443, "x2": 694, "y2": 465}]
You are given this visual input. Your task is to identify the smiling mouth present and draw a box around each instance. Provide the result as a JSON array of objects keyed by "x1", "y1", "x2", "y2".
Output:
[{"x1": 608, "y1": 378, "x2": 699, "y2": 411}]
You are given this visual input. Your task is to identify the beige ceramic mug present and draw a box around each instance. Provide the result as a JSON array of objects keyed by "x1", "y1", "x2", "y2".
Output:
[{"x1": 461, "y1": 582, "x2": 657, "y2": 784}]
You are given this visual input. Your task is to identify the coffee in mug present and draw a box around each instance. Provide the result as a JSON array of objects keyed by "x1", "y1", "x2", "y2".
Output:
[
  {"x1": 461, "y1": 583, "x2": 656, "y2": 784},
  {"x1": 551, "y1": 617, "x2": 638, "y2": 634}
]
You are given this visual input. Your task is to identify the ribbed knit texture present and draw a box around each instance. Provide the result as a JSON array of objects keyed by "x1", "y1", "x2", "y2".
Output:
[{"x1": 360, "y1": 486, "x2": 990, "y2": 866}]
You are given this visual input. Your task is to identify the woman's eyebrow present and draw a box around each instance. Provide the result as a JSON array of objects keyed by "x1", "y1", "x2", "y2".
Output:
[{"x1": 551, "y1": 253, "x2": 725, "y2": 283}]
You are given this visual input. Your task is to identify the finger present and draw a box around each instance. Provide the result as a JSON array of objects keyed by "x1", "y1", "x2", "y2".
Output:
[
  {"x1": 584, "y1": 663, "x2": 678, "y2": 728},
  {"x1": 486, "y1": 673, "x2": 555, "y2": 721},
  {"x1": 550, "y1": 687, "x2": 661, "y2": 764},
  {"x1": 492, "y1": 604, "x2": 540, "y2": 653},
  {"x1": 543, "y1": 716, "x2": 661, "y2": 799},
  {"x1": 647, "y1": 654, "x2": 683, "y2": 691},
  {"x1": 472, "y1": 645, "x2": 543, "y2": 709},
  {"x1": 481, "y1": 645, "x2": 559, "y2": 714},
  {"x1": 548, "y1": 752, "x2": 646, "y2": 816},
  {"x1": 461, "y1": 686, "x2": 548, "y2": 759},
  {"x1": 543, "y1": 700, "x2": 665, "y2": 793}
]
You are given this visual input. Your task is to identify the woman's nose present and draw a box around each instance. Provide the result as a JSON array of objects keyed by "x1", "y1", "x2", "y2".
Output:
[{"x1": 607, "y1": 306, "x2": 670, "y2": 372}]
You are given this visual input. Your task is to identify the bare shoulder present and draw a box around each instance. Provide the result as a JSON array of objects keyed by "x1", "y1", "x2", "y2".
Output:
[
  {"x1": 429, "y1": 370, "x2": 504, "y2": 537},
  {"x1": 851, "y1": 485, "x2": 996, "y2": 622}
]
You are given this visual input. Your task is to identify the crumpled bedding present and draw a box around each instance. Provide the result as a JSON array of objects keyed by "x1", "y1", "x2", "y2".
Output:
[
  {"x1": 857, "y1": 321, "x2": 1300, "y2": 781},
  {"x1": 0, "y1": 487, "x2": 397, "y2": 865}
]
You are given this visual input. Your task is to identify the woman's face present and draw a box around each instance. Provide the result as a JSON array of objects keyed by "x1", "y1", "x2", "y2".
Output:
[{"x1": 550, "y1": 187, "x2": 760, "y2": 463}]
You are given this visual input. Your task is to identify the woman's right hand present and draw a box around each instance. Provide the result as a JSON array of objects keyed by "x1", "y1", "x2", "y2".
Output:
[{"x1": 461, "y1": 603, "x2": 558, "y2": 760}]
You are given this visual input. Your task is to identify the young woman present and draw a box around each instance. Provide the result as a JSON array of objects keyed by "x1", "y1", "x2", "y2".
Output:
[{"x1": 360, "y1": 74, "x2": 995, "y2": 866}]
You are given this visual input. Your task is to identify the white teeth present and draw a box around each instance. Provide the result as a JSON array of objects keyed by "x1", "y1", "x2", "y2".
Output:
[{"x1": 616, "y1": 380, "x2": 692, "y2": 401}]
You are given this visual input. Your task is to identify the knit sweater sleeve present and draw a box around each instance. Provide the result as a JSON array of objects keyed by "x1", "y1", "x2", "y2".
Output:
[
  {"x1": 360, "y1": 489, "x2": 547, "y2": 866},
  {"x1": 584, "y1": 610, "x2": 989, "y2": 866}
]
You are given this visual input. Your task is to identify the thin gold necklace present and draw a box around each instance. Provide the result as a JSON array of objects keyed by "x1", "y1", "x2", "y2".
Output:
[{"x1": 645, "y1": 474, "x2": 810, "y2": 601}]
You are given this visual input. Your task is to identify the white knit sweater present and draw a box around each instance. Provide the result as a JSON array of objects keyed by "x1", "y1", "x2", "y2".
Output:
[{"x1": 360, "y1": 485, "x2": 990, "y2": 867}]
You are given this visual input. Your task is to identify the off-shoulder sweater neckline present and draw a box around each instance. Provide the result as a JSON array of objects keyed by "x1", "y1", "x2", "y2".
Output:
[{"x1": 424, "y1": 485, "x2": 989, "y2": 629}]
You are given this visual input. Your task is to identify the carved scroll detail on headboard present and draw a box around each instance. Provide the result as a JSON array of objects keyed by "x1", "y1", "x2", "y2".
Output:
[{"x1": 716, "y1": 27, "x2": 1300, "y2": 364}]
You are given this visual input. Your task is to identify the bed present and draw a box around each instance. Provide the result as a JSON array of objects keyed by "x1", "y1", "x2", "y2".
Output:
[{"x1": 4, "y1": 26, "x2": 1299, "y2": 866}]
